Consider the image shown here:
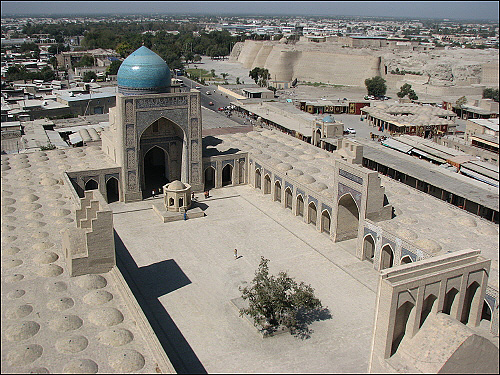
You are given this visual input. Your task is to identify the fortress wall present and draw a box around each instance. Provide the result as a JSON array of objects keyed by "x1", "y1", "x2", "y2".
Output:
[
  {"x1": 264, "y1": 49, "x2": 302, "y2": 82},
  {"x1": 229, "y1": 41, "x2": 245, "y2": 62},
  {"x1": 251, "y1": 43, "x2": 275, "y2": 69},
  {"x1": 238, "y1": 40, "x2": 265, "y2": 68},
  {"x1": 481, "y1": 62, "x2": 499, "y2": 87},
  {"x1": 291, "y1": 51, "x2": 381, "y2": 86}
]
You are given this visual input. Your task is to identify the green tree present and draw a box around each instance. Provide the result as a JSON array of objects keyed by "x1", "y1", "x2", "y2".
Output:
[
  {"x1": 239, "y1": 257, "x2": 322, "y2": 330},
  {"x1": 210, "y1": 69, "x2": 216, "y2": 78},
  {"x1": 397, "y1": 83, "x2": 418, "y2": 100},
  {"x1": 221, "y1": 72, "x2": 228, "y2": 83},
  {"x1": 83, "y1": 71, "x2": 98, "y2": 82},
  {"x1": 193, "y1": 54, "x2": 201, "y2": 62},
  {"x1": 365, "y1": 76, "x2": 387, "y2": 97},
  {"x1": 236, "y1": 77, "x2": 240, "y2": 85},
  {"x1": 483, "y1": 88, "x2": 499, "y2": 102},
  {"x1": 106, "y1": 60, "x2": 122, "y2": 76},
  {"x1": 116, "y1": 42, "x2": 133, "y2": 58},
  {"x1": 75, "y1": 55, "x2": 94, "y2": 67},
  {"x1": 249, "y1": 67, "x2": 271, "y2": 87}
]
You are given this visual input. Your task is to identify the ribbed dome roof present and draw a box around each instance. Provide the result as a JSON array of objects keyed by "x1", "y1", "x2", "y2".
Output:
[
  {"x1": 117, "y1": 46, "x2": 171, "y2": 95},
  {"x1": 168, "y1": 180, "x2": 187, "y2": 190}
]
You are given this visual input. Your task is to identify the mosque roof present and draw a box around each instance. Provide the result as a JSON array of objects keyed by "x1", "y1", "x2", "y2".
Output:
[
  {"x1": 117, "y1": 46, "x2": 171, "y2": 95},
  {"x1": 168, "y1": 180, "x2": 187, "y2": 190}
]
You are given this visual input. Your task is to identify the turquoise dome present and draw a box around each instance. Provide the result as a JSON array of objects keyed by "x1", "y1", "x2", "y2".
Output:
[
  {"x1": 117, "y1": 46, "x2": 171, "y2": 95},
  {"x1": 323, "y1": 115, "x2": 335, "y2": 123}
]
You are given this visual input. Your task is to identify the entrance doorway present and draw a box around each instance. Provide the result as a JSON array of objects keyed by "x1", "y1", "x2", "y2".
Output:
[
  {"x1": 222, "y1": 164, "x2": 233, "y2": 186},
  {"x1": 296, "y1": 195, "x2": 304, "y2": 217},
  {"x1": 204, "y1": 167, "x2": 215, "y2": 190},
  {"x1": 106, "y1": 177, "x2": 119, "y2": 203},
  {"x1": 363, "y1": 235, "x2": 375, "y2": 262},
  {"x1": 264, "y1": 175, "x2": 271, "y2": 194},
  {"x1": 308, "y1": 202, "x2": 317, "y2": 226},
  {"x1": 336, "y1": 194, "x2": 359, "y2": 241},
  {"x1": 144, "y1": 146, "x2": 169, "y2": 196}
]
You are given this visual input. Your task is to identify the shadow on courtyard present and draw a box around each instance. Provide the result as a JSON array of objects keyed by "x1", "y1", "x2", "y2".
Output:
[
  {"x1": 293, "y1": 306, "x2": 333, "y2": 340},
  {"x1": 114, "y1": 230, "x2": 207, "y2": 374}
]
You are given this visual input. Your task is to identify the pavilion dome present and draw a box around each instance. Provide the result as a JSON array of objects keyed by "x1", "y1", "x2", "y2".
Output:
[
  {"x1": 167, "y1": 180, "x2": 187, "y2": 190},
  {"x1": 117, "y1": 46, "x2": 171, "y2": 95}
]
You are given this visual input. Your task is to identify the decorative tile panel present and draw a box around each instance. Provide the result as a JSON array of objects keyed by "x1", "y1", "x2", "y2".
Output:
[
  {"x1": 136, "y1": 96, "x2": 187, "y2": 109},
  {"x1": 285, "y1": 181, "x2": 293, "y2": 191},
  {"x1": 339, "y1": 168, "x2": 363, "y2": 185},
  {"x1": 401, "y1": 248, "x2": 417, "y2": 262}
]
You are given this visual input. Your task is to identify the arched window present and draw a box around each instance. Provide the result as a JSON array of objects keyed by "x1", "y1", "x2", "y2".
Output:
[
  {"x1": 321, "y1": 210, "x2": 331, "y2": 234},
  {"x1": 481, "y1": 300, "x2": 492, "y2": 323},
  {"x1": 179, "y1": 197, "x2": 184, "y2": 207},
  {"x1": 274, "y1": 181, "x2": 281, "y2": 202},
  {"x1": 85, "y1": 178, "x2": 98, "y2": 190},
  {"x1": 308, "y1": 201, "x2": 317, "y2": 225},
  {"x1": 169, "y1": 197, "x2": 174, "y2": 206},
  {"x1": 400, "y1": 255, "x2": 413, "y2": 265},
  {"x1": 363, "y1": 235, "x2": 375, "y2": 262},
  {"x1": 380, "y1": 244, "x2": 394, "y2": 270}
]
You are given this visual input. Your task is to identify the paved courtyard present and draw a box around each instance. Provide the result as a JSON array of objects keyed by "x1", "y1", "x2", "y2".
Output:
[{"x1": 111, "y1": 184, "x2": 380, "y2": 373}]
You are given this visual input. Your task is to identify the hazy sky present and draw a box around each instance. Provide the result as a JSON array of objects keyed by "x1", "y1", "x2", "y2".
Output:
[{"x1": 1, "y1": 1, "x2": 499, "y2": 21}]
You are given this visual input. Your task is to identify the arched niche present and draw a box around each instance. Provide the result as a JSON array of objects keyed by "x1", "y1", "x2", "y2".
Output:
[{"x1": 336, "y1": 193, "x2": 359, "y2": 242}]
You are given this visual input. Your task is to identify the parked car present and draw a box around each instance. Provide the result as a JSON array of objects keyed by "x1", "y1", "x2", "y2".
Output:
[
  {"x1": 346, "y1": 127, "x2": 356, "y2": 134},
  {"x1": 209, "y1": 101, "x2": 214, "y2": 106},
  {"x1": 206, "y1": 91, "x2": 211, "y2": 95},
  {"x1": 218, "y1": 107, "x2": 225, "y2": 111},
  {"x1": 195, "y1": 86, "x2": 200, "y2": 89}
]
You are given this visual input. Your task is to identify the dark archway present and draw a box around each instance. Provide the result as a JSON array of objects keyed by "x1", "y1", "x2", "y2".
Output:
[
  {"x1": 442, "y1": 287, "x2": 459, "y2": 316},
  {"x1": 321, "y1": 210, "x2": 331, "y2": 234},
  {"x1": 380, "y1": 244, "x2": 394, "y2": 270},
  {"x1": 481, "y1": 301, "x2": 492, "y2": 322},
  {"x1": 391, "y1": 301, "x2": 415, "y2": 356},
  {"x1": 461, "y1": 281, "x2": 480, "y2": 325},
  {"x1": 85, "y1": 178, "x2": 98, "y2": 190},
  {"x1": 264, "y1": 174, "x2": 271, "y2": 194},
  {"x1": 222, "y1": 164, "x2": 233, "y2": 187},
  {"x1": 296, "y1": 195, "x2": 304, "y2": 217},
  {"x1": 255, "y1": 169, "x2": 261, "y2": 189},
  {"x1": 285, "y1": 188, "x2": 292, "y2": 210},
  {"x1": 106, "y1": 177, "x2": 119, "y2": 203},
  {"x1": 420, "y1": 294, "x2": 437, "y2": 327},
  {"x1": 204, "y1": 167, "x2": 215, "y2": 190},
  {"x1": 144, "y1": 146, "x2": 169, "y2": 195},
  {"x1": 140, "y1": 117, "x2": 184, "y2": 194},
  {"x1": 315, "y1": 129, "x2": 321, "y2": 147},
  {"x1": 274, "y1": 181, "x2": 281, "y2": 202},
  {"x1": 401, "y1": 255, "x2": 413, "y2": 265},
  {"x1": 363, "y1": 235, "x2": 375, "y2": 262},
  {"x1": 308, "y1": 201, "x2": 317, "y2": 225},
  {"x1": 238, "y1": 160, "x2": 245, "y2": 184},
  {"x1": 336, "y1": 193, "x2": 359, "y2": 242}
]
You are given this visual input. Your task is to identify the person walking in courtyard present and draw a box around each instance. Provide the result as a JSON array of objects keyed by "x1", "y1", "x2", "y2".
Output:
[
  {"x1": 152, "y1": 189, "x2": 155, "y2": 198},
  {"x1": 234, "y1": 248, "x2": 238, "y2": 259}
]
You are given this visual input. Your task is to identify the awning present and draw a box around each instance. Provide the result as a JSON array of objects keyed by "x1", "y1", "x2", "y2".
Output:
[
  {"x1": 460, "y1": 168, "x2": 499, "y2": 187},
  {"x1": 411, "y1": 149, "x2": 445, "y2": 164},
  {"x1": 381, "y1": 138, "x2": 414, "y2": 154}
]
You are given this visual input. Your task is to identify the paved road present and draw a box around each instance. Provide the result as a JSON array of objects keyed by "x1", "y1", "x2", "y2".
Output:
[{"x1": 179, "y1": 76, "x2": 247, "y2": 126}]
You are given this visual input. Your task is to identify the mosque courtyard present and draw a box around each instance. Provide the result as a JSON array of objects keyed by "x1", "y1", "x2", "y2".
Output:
[{"x1": 111, "y1": 184, "x2": 380, "y2": 373}]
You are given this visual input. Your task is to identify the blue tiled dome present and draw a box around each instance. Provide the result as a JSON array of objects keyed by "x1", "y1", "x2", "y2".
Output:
[
  {"x1": 117, "y1": 46, "x2": 171, "y2": 95},
  {"x1": 323, "y1": 115, "x2": 335, "y2": 123}
]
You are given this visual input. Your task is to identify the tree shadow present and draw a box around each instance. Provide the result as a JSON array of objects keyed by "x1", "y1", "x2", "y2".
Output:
[
  {"x1": 114, "y1": 230, "x2": 207, "y2": 374},
  {"x1": 191, "y1": 200, "x2": 208, "y2": 211},
  {"x1": 292, "y1": 306, "x2": 332, "y2": 340}
]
